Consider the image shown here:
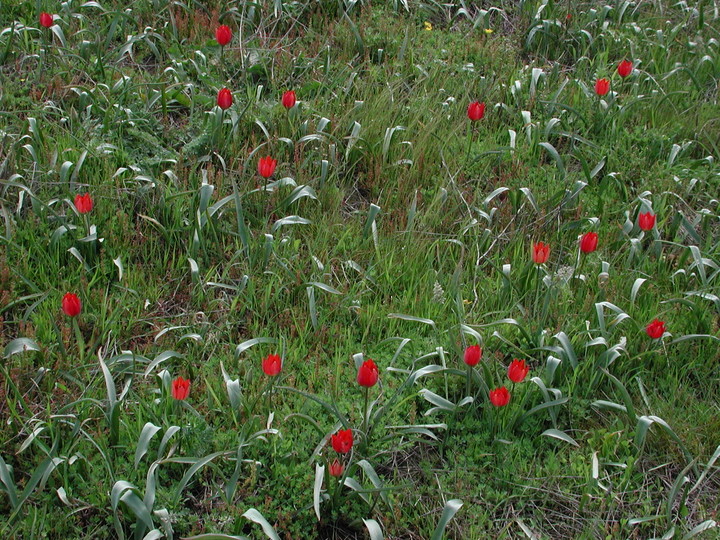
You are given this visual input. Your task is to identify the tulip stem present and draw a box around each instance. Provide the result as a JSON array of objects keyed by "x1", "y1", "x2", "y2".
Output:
[
  {"x1": 72, "y1": 317, "x2": 85, "y2": 365},
  {"x1": 533, "y1": 265, "x2": 542, "y2": 321},
  {"x1": 465, "y1": 364, "x2": 472, "y2": 398},
  {"x1": 502, "y1": 382, "x2": 515, "y2": 434},
  {"x1": 362, "y1": 386, "x2": 370, "y2": 451},
  {"x1": 465, "y1": 123, "x2": 473, "y2": 166}
]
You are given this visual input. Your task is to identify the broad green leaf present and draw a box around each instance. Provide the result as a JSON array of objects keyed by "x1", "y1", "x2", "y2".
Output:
[
  {"x1": 135, "y1": 423, "x2": 162, "y2": 468},
  {"x1": 541, "y1": 429, "x2": 579, "y2": 447},
  {"x1": 184, "y1": 535, "x2": 250, "y2": 540},
  {"x1": 242, "y1": 508, "x2": 280, "y2": 540},
  {"x1": 144, "y1": 350, "x2": 184, "y2": 377},
  {"x1": 356, "y1": 460, "x2": 391, "y2": 507},
  {"x1": 4, "y1": 338, "x2": 41, "y2": 358},
  {"x1": 388, "y1": 313, "x2": 435, "y2": 328},
  {"x1": 235, "y1": 337, "x2": 278, "y2": 358},
  {"x1": 0, "y1": 455, "x2": 18, "y2": 509},
  {"x1": 683, "y1": 520, "x2": 717, "y2": 539},
  {"x1": 171, "y1": 451, "x2": 228, "y2": 506},
  {"x1": 313, "y1": 463, "x2": 324, "y2": 521},
  {"x1": 364, "y1": 518, "x2": 384, "y2": 540},
  {"x1": 431, "y1": 498, "x2": 463, "y2": 540}
]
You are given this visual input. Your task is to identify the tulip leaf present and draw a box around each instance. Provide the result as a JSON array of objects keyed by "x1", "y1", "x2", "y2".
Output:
[
  {"x1": 271, "y1": 215, "x2": 311, "y2": 232},
  {"x1": 184, "y1": 535, "x2": 250, "y2": 540},
  {"x1": 363, "y1": 203, "x2": 381, "y2": 239},
  {"x1": 242, "y1": 508, "x2": 281, "y2": 540},
  {"x1": 364, "y1": 518, "x2": 384, "y2": 540},
  {"x1": 170, "y1": 451, "x2": 228, "y2": 507},
  {"x1": 235, "y1": 337, "x2": 278, "y2": 358},
  {"x1": 4, "y1": 338, "x2": 41, "y2": 358},
  {"x1": 516, "y1": 398, "x2": 568, "y2": 427},
  {"x1": 313, "y1": 463, "x2": 324, "y2": 521},
  {"x1": 356, "y1": 460, "x2": 391, "y2": 507},
  {"x1": 343, "y1": 477, "x2": 371, "y2": 505},
  {"x1": 388, "y1": 313, "x2": 435, "y2": 328},
  {"x1": 0, "y1": 456, "x2": 18, "y2": 509},
  {"x1": 143, "y1": 350, "x2": 184, "y2": 377},
  {"x1": 541, "y1": 429, "x2": 579, "y2": 447},
  {"x1": 683, "y1": 520, "x2": 717, "y2": 539},
  {"x1": 430, "y1": 498, "x2": 463, "y2": 540},
  {"x1": 134, "y1": 423, "x2": 162, "y2": 468}
]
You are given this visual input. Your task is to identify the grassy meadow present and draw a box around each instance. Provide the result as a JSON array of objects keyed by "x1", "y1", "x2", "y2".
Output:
[{"x1": 1, "y1": 0, "x2": 719, "y2": 538}]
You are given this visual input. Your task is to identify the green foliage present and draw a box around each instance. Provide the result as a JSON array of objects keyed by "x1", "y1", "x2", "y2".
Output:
[{"x1": 1, "y1": 0, "x2": 719, "y2": 538}]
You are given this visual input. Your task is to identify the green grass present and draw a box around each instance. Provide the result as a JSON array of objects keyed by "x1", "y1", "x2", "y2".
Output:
[{"x1": 1, "y1": 0, "x2": 719, "y2": 538}]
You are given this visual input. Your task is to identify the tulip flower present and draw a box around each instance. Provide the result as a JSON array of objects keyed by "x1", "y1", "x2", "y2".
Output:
[
  {"x1": 617, "y1": 60, "x2": 633, "y2": 78},
  {"x1": 217, "y1": 88, "x2": 233, "y2": 110},
  {"x1": 463, "y1": 345, "x2": 482, "y2": 367},
  {"x1": 579, "y1": 232, "x2": 598, "y2": 254},
  {"x1": 507, "y1": 359, "x2": 529, "y2": 383},
  {"x1": 215, "y1": 25, "x2": 232, "y2": 47},
  {"x1": 532, "y1": 242, "x2": 550, "y2": 264},
  {"x1": 595, "y1": 78, "x2": 610, "y2": 96},
  {"x1": 172, "y1": 376, "x2": 191, "y2": 400},
  {"x1": 329, "y1": 459, "x2": 344, "y2": 477},
  {"x1": 357, "y1": 359, "x2": 379, "y2": 387},
  {"x1": 257, "y1": 156, "x2": 277, "y2": 179},
  {"x1": 467, "y1": 101, "x2": 485, "y2": 121},
  {"x1": 281, "y1": 90, "x2": 296, "y2": 109},
  {"x1": 62, "y1": 293, "x2": 81, "y2": 317},
  {"x1": 262, "y1": 354, "x2": 282, "y2": 376},
  {"x1": 331, "y1": 429, "x2": 353, "y2": 454},
  {"x1": 638, "y1": 212, "x2": 656, "y2": 231},
  {"x1": 74, "y1": 193, "x2": 93, "y2": 214},
  {"x1": 646, "y1": 319, "x2": 666, "y2": 339},
  {"x1": 489, "y1": 386, "x2": 511, "y2": 407},
  {"x1": 40, "y1": 12, "x2": 53, "y2": 28}
]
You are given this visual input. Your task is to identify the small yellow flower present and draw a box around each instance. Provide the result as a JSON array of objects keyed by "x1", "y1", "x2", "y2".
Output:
[
  {"x1": 424, "y1": 21, "x2": 433, "y2": 31},
  {"x1": 484, "y1": 28, "x2": 494, "y2": 34}
]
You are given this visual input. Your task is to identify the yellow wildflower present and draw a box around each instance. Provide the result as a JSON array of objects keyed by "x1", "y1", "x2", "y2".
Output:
[
  {"x1": 424, "y1": 21, "x2": 433, "y2": 31},
  {"x1": 484, "y1": 28, "x2": 494, "y2": 34}
]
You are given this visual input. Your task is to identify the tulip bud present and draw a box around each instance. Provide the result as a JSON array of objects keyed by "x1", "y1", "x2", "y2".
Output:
[
  {"x1": 215, "y1": 25, "x2": 232, "y2": 47},
  {"x1": 217, "y1": 88, "x2": 233, "y2": 110}
]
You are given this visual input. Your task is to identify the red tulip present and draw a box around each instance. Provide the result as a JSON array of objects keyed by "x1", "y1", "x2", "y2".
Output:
[
  {"x1": 507, "y1": 359, "x2": 529, "y2": 383},
  {"x1": 39, "y1": 12, "x2": 53, "y2": 28},
  {"x1": 215, "y1": 25, "x2": 232, "y2": 47},
  {"x1": 74, "y1": 193, "x2": 93, "y2": 214},
  {"x1": 617, "y1": 60, "x2": 633, "y2": 78},
  {"x1": 171, "y1": 376, "x2": 191, "y2": 400},
  {"x1": 595, "y1": 78, "x2": 610, "y2": 96},
  {"x1": 532, "y1": 242, "x2": 550, "y2": 264},
  {"x1": 282, "y1": 90, "x2": 296, "y2": 109},
  {"x1": 217, "y1": 88, "x2": 233, "y2": 110},
  {"x1": 579, "y1": 232, "x2": 598, "y2": 254},
  {"x1": 463, "y1": 345, "x2": 482, "y2": 367},
  {"x1": 257, "y1": 156, "x2": 277, "y2": 179},
  {"x1": 638, "y1": 212, "x2": 656, "y2": 231},
  {"x1": 61, "y1": 293, "x2": 81, "y2": 317},
  {"x1": 489, "y1": 386, "x2": 510, "y2": 407},
  {"x1": 357, "y1": 359, "x2": 379, "y2": 387},
  {"x1": 331, "y1": 429, "x2": 353, "y2": 454},
  {"x1": 262, "y1": 354, "x2": 282, "y2": 376},
  {"x1": 329, "y1": 459, "x2": 344, "y2": 477},
  {"x1": 467, "y1": 101, "x2": 485, "y2": 121},
  {"x1": 646, "y1": 319, "x2": 665, "y2": 339}
]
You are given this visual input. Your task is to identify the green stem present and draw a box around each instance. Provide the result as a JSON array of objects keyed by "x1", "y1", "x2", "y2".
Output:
[
  {"x1": 362, "y1": 386, "x2": 369, "y2": 450},
  {"x1": 72, "y1": 317, "x2": 85, "y2": 365},
  {"x1": 464, "y1": 122, "x2": 473, "y2": 165},
  {"x1": 465, "y1": 363, "x2": 472, "y2": 398}
]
